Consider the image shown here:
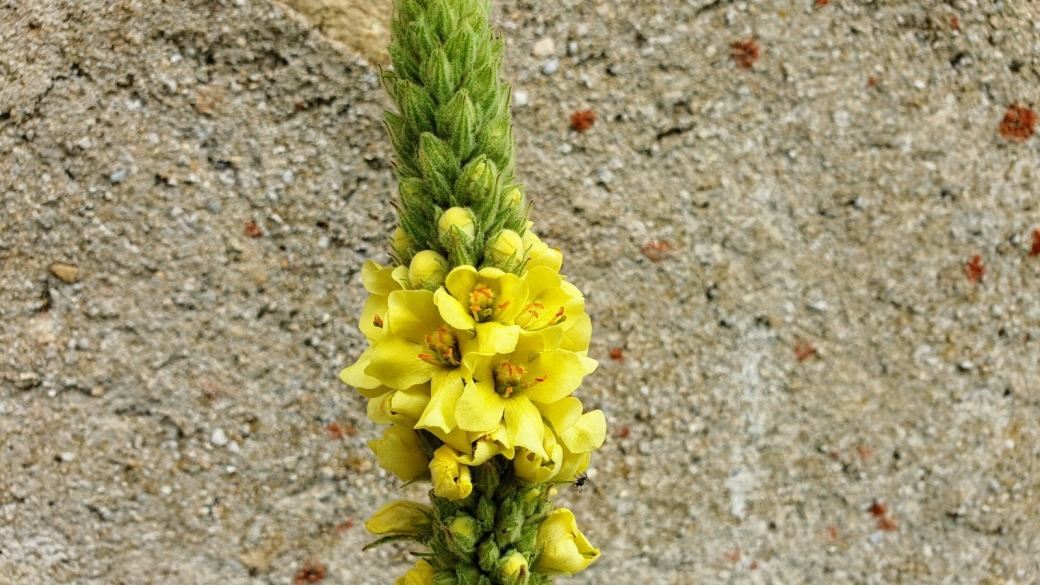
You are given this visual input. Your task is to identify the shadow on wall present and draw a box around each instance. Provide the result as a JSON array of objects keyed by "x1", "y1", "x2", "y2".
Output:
[{"x1": 282, "y1": 0, "x2": 391, "y2": 64}]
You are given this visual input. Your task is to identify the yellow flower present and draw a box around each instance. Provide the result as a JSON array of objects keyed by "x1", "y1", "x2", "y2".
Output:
[
  {"x1": 365, "y1": 290, "x2": 473, "y2": 389},
  {"x1": 367, "y1": 384, "x2": 431, "y2": 427},
  {"x1": 367, "y1": 425, "x2": 430, "y2": 482},
  {"x1": 395, "y1": 560, "x2": 437, "y2": 585},
  {"x1": 365, "y1": 500, "x2": 432, "y2": 536},
  {"x1": 339, "y1": 261, "x2": 406, "y2": 396},
  {"x1": 434, "y1": 265, "x2": 526, "y2": 354},
  {"x1": 541, "y1": 398, "x2": 605, "y2": 483},
  {"x1": 456, "y1": 332, "x2": 585, "y2": 458},
  {"x1": 429, "y1": 445, "x2": 473, "y2": 500},
  {"x1": 515, "y1": 267, "x2": 585, "y2": 338},
  {"x1": 534, "y1": 508, "x2": 600, "y2": 575}
]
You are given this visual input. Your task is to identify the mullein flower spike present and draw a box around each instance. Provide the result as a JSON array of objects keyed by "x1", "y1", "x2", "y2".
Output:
[{"x1": 342, "y1": 0, "x2": 603, "y2": 582}]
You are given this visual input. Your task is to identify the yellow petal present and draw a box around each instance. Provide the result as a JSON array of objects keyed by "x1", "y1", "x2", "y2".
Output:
[
  {"x1": 395, "y1": 560, "x2": 437, "y2": 585},
  {"x1": 559, "y1": 409, "x2": 606, "y2": 453},
  {"x1": 434, "y1": 286, "x2": 474, "y2": 331},
  {"x1": 365, "y1": 500, "x2": 432, "y2": 535},
  {"x1": 366, "y1": 334, "x2": 438, "y2": 390},
  {"x1": 523, "y1": 349, "x2": 585, "y2": 404},
  {"x1": 368, "y1": 384, "x2": 431, "y2": 426},
  {"x1": 368, "y1": 425, "x2": 430, "y2": 482},
  {"x1": 456, "y1": 375, "x2": 506, "y2": 432},
  {"x1": 386, "y1": 290, "x2": 443, "y2": 341},
  {"x1": 503, "y1": 395, "x2": 547, "y2": 458},
  {"x1": 416, "y1": 368, "x2": 466, "y2": 436},
  {"x1": 340, "y1": 346, "x2": 384, "y2": 395},
  {"x1": 361, "y1": 260, "x2": 403, "y2": 297}
]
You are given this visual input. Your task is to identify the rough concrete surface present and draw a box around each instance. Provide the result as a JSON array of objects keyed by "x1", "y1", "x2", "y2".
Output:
[{"x1": 2, "y1": 0, "x2": 1039, "y2": 583}]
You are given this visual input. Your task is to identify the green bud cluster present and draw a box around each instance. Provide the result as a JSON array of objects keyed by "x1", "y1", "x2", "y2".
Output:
[
  {"x1": 384, "y1": 0, "x2": 528, "y2": 272},
  {"x1": 369, "y1": 457, "x2": 556, "y2": 585}
]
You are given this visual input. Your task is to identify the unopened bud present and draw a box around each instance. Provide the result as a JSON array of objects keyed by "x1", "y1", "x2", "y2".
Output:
[
  {"x1": 408, "y1": 250, "x2": 449, "y2": 290},
  {"x1": 438, "y1": 207, "x2": 477, "y2": 263},
  {"x1": 393, "y1": 227, "x2": 416, "y2": 258},
  {"x1": 484, "y1": 230, "x2": 524, "y2": 272},
  {"x1": 447, "y1": 514, "x2": 480, "y2": 555},
  {"x1": 497, "y1": 550, "x2": 530, "y2": 585}
]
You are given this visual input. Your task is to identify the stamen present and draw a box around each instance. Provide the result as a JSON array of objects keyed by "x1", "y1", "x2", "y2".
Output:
[{"x1": 373, "y1": 314, "x2": 384, "y2": 328}]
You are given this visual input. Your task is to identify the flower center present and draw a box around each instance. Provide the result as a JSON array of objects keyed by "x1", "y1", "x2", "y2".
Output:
[
  {"x1": 418, "y1": 327, "x2": 461, "y2": 367},
  {"x1": 493, "y1": 361, "x2": 547, "y2": 397},
  {"x1": 468, "y1": 285, "x2": 509, "y2": 323},
  {"x1": 515, "y1": 301, "x2": 566, "y2": 330}
]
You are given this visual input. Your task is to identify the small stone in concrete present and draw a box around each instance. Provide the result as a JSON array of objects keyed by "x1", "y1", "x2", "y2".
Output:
[
  {"x1": 109, "y1": 169, "x2": 128, "y2": 183},
  {"x1": 50, "y1": 263, "x2": 79, "y2": 283},
  {"x1": 533, "y1": 37, "x2": 555, "y2": 58},
  {"x1": 211, "y1": 428, "x2": 229, "y2": 447},
  {"x1": 542, "y1": 59, "x2": 559, "y2": 75}
]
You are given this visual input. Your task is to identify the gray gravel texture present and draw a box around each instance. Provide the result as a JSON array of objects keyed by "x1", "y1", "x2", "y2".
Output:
[{"x1": 2, "y1": 0, "x2": 1040, "y2": 583}]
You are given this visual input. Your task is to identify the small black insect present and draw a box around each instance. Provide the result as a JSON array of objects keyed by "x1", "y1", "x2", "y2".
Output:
[{"x1": 571, "y1": 472, "x2": 589, "y2": 493}]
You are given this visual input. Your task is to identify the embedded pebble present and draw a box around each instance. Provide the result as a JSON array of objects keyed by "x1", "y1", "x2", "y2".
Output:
[
  {"x1": 109, "y1": 168, "x2": 128, "y2": 183},
  {"x1": 532, "y1": 37, "x2": 555, "y2": 58},
  {"x1": 211, "y1": 428, "x2": 229, "y2": 447},
  {"x1": 513, "y1": 91, "x2": 529, "y2": 107},
  {"x1": 50, "y1": 263, "x2": 79, "y2": 283},
  {"x1": 542, "y1": 59, "x2": 559, "y2": 75}
]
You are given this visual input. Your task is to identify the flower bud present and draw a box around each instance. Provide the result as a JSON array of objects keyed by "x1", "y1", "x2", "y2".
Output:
[
  {"x1": 497, "y1": 550, "x2": 530, "y2": 585},
  {"x1": 409, "y1": 250, "x2": 449, "y2": 290},
  {"x1": 446, "y1": 514, "x2": 480, "y2": 555},
  {"x1": 393, "y1": 227, "x2": 417, "y2": 262},
  {"x1": 534, "y1": 508, "x2": 600, "y2": 575},
  {"x1": 365, "y1": 500, "x2": 433, "y2": 536},
  {"x1": 438, "y1": 207, "x2": 477, "y2": 241},
  {"x1": 367, "y1": 425, "x2": 430, "y2": 482},
  {"x1": 484, "y1": 229, "x2": 525, "y2": 272}
]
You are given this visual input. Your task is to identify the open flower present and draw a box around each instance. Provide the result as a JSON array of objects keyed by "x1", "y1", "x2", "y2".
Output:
[
  {"x1": 456, "y1": 331, "x2": 585, "y2": 457},
  {"x1": 534, "y1": 508, "x2": 600, "y2": 575},
  {"x1": 434, "y1": 265, "x2": 526, "y2": 354}
]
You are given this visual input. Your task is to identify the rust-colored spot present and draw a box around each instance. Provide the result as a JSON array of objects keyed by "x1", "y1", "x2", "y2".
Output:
[
  {"x1": 641, "y1": 240, "x2": 673, "y2": 262},
  {"x1": 950, "y1": 15, "x2": 960, "y2": 30},
  {"x1": 999, "y1": 104, "x2": 1037, "y2": 143},
  {"x1": 245, "y1": 221, "x2": 263, "y2": 238},
  {"x1": 1029, "y1": 229, "x2": 1040, "y2": 257},
  {"x1": 866, "y1": 76, "x2": 877, "y2": 88},
  {"x1": 750, "y1": 560, "x2": 759, "y2": 570},
  {"x1": 570, "y1": 109, "x2": 596, "y2": 132},
  {"x1": 616, "y1": 425, "x2": 631, "y2": 438},
  {"x1": 327, "y1": 423, "x2": 345, "y2": 440},
  {"x1": 857, "y1": 445, "x2": 874, "y2": 460},
  {"x1": 609, "y1": 347, "x2": 624, "y2": 361},
  {"x1": 964, "y1": 254, "x2": 985, "y2": 284},
  {"x1": 731, "y1": 39, "x2": 760, "y2": 69},
  {"x1": 878, "y1": 516, "x2": 899, "y2": 531},
  {"x1": 814, "y1": 0, "x2": 828, "y2": 5},
  {"x1": 828, "y1": 526, "x2": 840, "y2": 540},
  {"x1": 724, "y1": 548, "x2": 741, "y2": 562},
  {"x1": 334, "y1": 518, "x2": 355, "y2": 533},
  {"x1": 794, "y1": 340, "x2": 815, "y2": 362},
  {"x1": 294, "y1": 560, "x2": 327, "y2": 584},
  {"x1": 869, "y1": 501, "x2": 887, "y2": 517}
]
